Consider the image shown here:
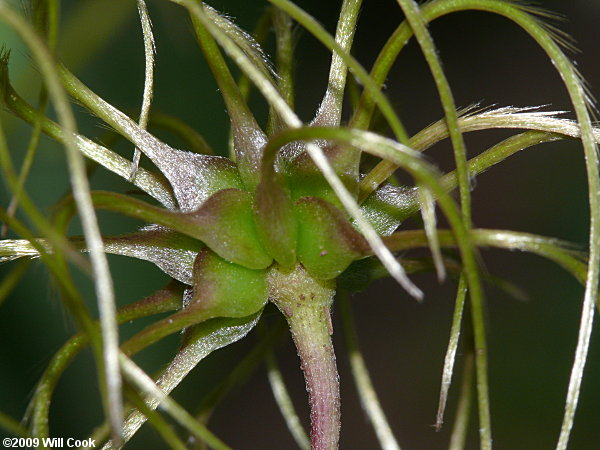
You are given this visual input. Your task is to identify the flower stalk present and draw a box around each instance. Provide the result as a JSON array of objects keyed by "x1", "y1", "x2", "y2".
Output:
[{"x1": 269, "y1": 265, "x2": 339, "y2": 450}]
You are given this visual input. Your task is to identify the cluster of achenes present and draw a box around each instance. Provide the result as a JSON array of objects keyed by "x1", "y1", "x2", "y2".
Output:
[{"x1": 0, "y1": 0, "x2": 598, "y2": 449}]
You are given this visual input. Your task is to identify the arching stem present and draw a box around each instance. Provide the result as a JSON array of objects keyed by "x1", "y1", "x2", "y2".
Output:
[{"x1": 269, "y1": 265, "x2": 339, "y2": 450}]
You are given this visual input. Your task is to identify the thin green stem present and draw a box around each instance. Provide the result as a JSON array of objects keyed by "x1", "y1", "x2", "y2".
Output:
[
  {"x1": 362, "y1": 129, "x2": 571, "y2": 224},
  {"x1": 0, "y1": 209, "x2": 93, "y2": 321},
  {"x1": 438, "y1": 131, "x2": 561, "y2": 194},
  {"x1": 29, "y1": 283, "x2": 183, "y2": 439},
  {"x1": 360, "y1": 107, "x2": 600, "y2": 200},
  {"x1": 436, "y1": 275, "x2": 468, "y2": 430},
  {"x1": 418, "y1": 186, "x2": 446, "y2": 280},
  {"x1": 46, "y1": 0, "x2": 60, "y2": 50},
  {"x1": 383, "y1": 229, "x2": 587, "y2": 285},
  {"x1": 2, "y1": 90, "x2": 48, "y2": 238},
  {"x1": 0, "y1": 83, "x2": 175, "y2": 208},
  {"x1": 196, "y1": 320, "x2": 285, "y2": 422},
  {"x1": 148, "y1": 111, "x2": 214, "y2": 155},
  {"x1": 393, "y1": 8, "x2": 474, "y2": 380},
  {"x1": 115, "y1": 313, "x2": 261, "y2": 447},
  {"x1": 119, "y1": 355, "x2": 231, "y2": 450},
  {"x1": 0, "y1": 411, "x2": 28, "y2": 438},
  {"x1": 265, "y1": 351, "x2": 310, "y2": 450},
  {"x1": 0, "y1": 92, "x2": 89, "y2": 272},
  {"x1": 267, "y1": 0, "x2": 410, "y2": 143},
  {"x1": 0, "y1": 259, "x2": 30, "y2": 307},
  {"x1": 130, "y1": 0, "x2": 155, "y2": 180},
  {"x1": 238, "y1": 10, "x2": 273, "y2": 103},
  {"x1": 339, "y1": 291, "x2": 400, "y2": 450},
  {"x1": 349, "y1": 0, "x2": 451, "y2": 131},
  {"x1": 2, "y1": 0, "x2": 59, "y2": 237},
  {"x1": 362, "y1": 2, "x2": 600, "y2": 441},
  {"x1": 188, "y1": 5, "x2": 250, "y2": 111},
  {"x1": 448, "y1": 351, "x2": 474, "y2": 450},
  {"x1": 272, "y1": 7, "x2": 295, "y2": 109},
  {"x1": 118, "y1": 295, "x2": 263, "y2": 362},
  {"x1": 395, "y1": 0, "x2": 471, "y2": 224},
  {"x1": 313, "y1": 0, "x2": 362, "y2": 127},
  {"x1": 235, "y1": 9, "x2": 272, "y2": 151},
  {"x1": 122, "y1": 386, "x2": 187, "y2": 450},
  {"x1": 0, "y1": 7, "x2": 122, "y2": 435}
]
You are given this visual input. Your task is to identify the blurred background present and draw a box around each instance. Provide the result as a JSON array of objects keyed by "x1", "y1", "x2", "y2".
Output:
[{"x1": 1, "y1": 0, "x2": 599, "y2": 448}]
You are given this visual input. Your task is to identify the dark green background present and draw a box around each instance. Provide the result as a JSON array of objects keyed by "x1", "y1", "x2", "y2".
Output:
[{"x1": 1, "y1": 0, "x2": 599, "y2": 448}]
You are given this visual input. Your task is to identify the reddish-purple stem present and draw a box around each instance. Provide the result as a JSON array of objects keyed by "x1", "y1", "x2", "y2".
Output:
[
  {"x1": 289, "y1": 305, "x2": 340, "y2": 449},
  {"x1": 270, "y1": 266, "x2": 340, "y2": 450}
]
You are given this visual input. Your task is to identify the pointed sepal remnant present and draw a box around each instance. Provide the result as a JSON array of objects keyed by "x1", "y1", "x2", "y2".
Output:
[
  {"x1": 230, "y1": 109, "x2": 268, "y2": 192},
  {"x1": 191, "y1": 4, "x2": 270, "y2": 192},
  {"x1": 119, "y1": 312, "x2": 262, "y2": 445},
  {"x1": 157, "y1": 153, "x2": 245, "y2": 212},
  {"x1": 295, "y1": 197, "x2": 370, "y2": 280},
  {"x1": 188, "y1": 250, "x2": 269, "y2": 320},
  {"x1": 56, "y1": 65, "x2": 248, "y2": 212},
  {"x1": 24, "y1": 227, "x2": 204, "y2": 285},
  {"x1": 101, "y1": 226, "x2": 204, "y2": 285},
  {"x1": 360, "y1": 183, "x2": 418, "y2": 236}
]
